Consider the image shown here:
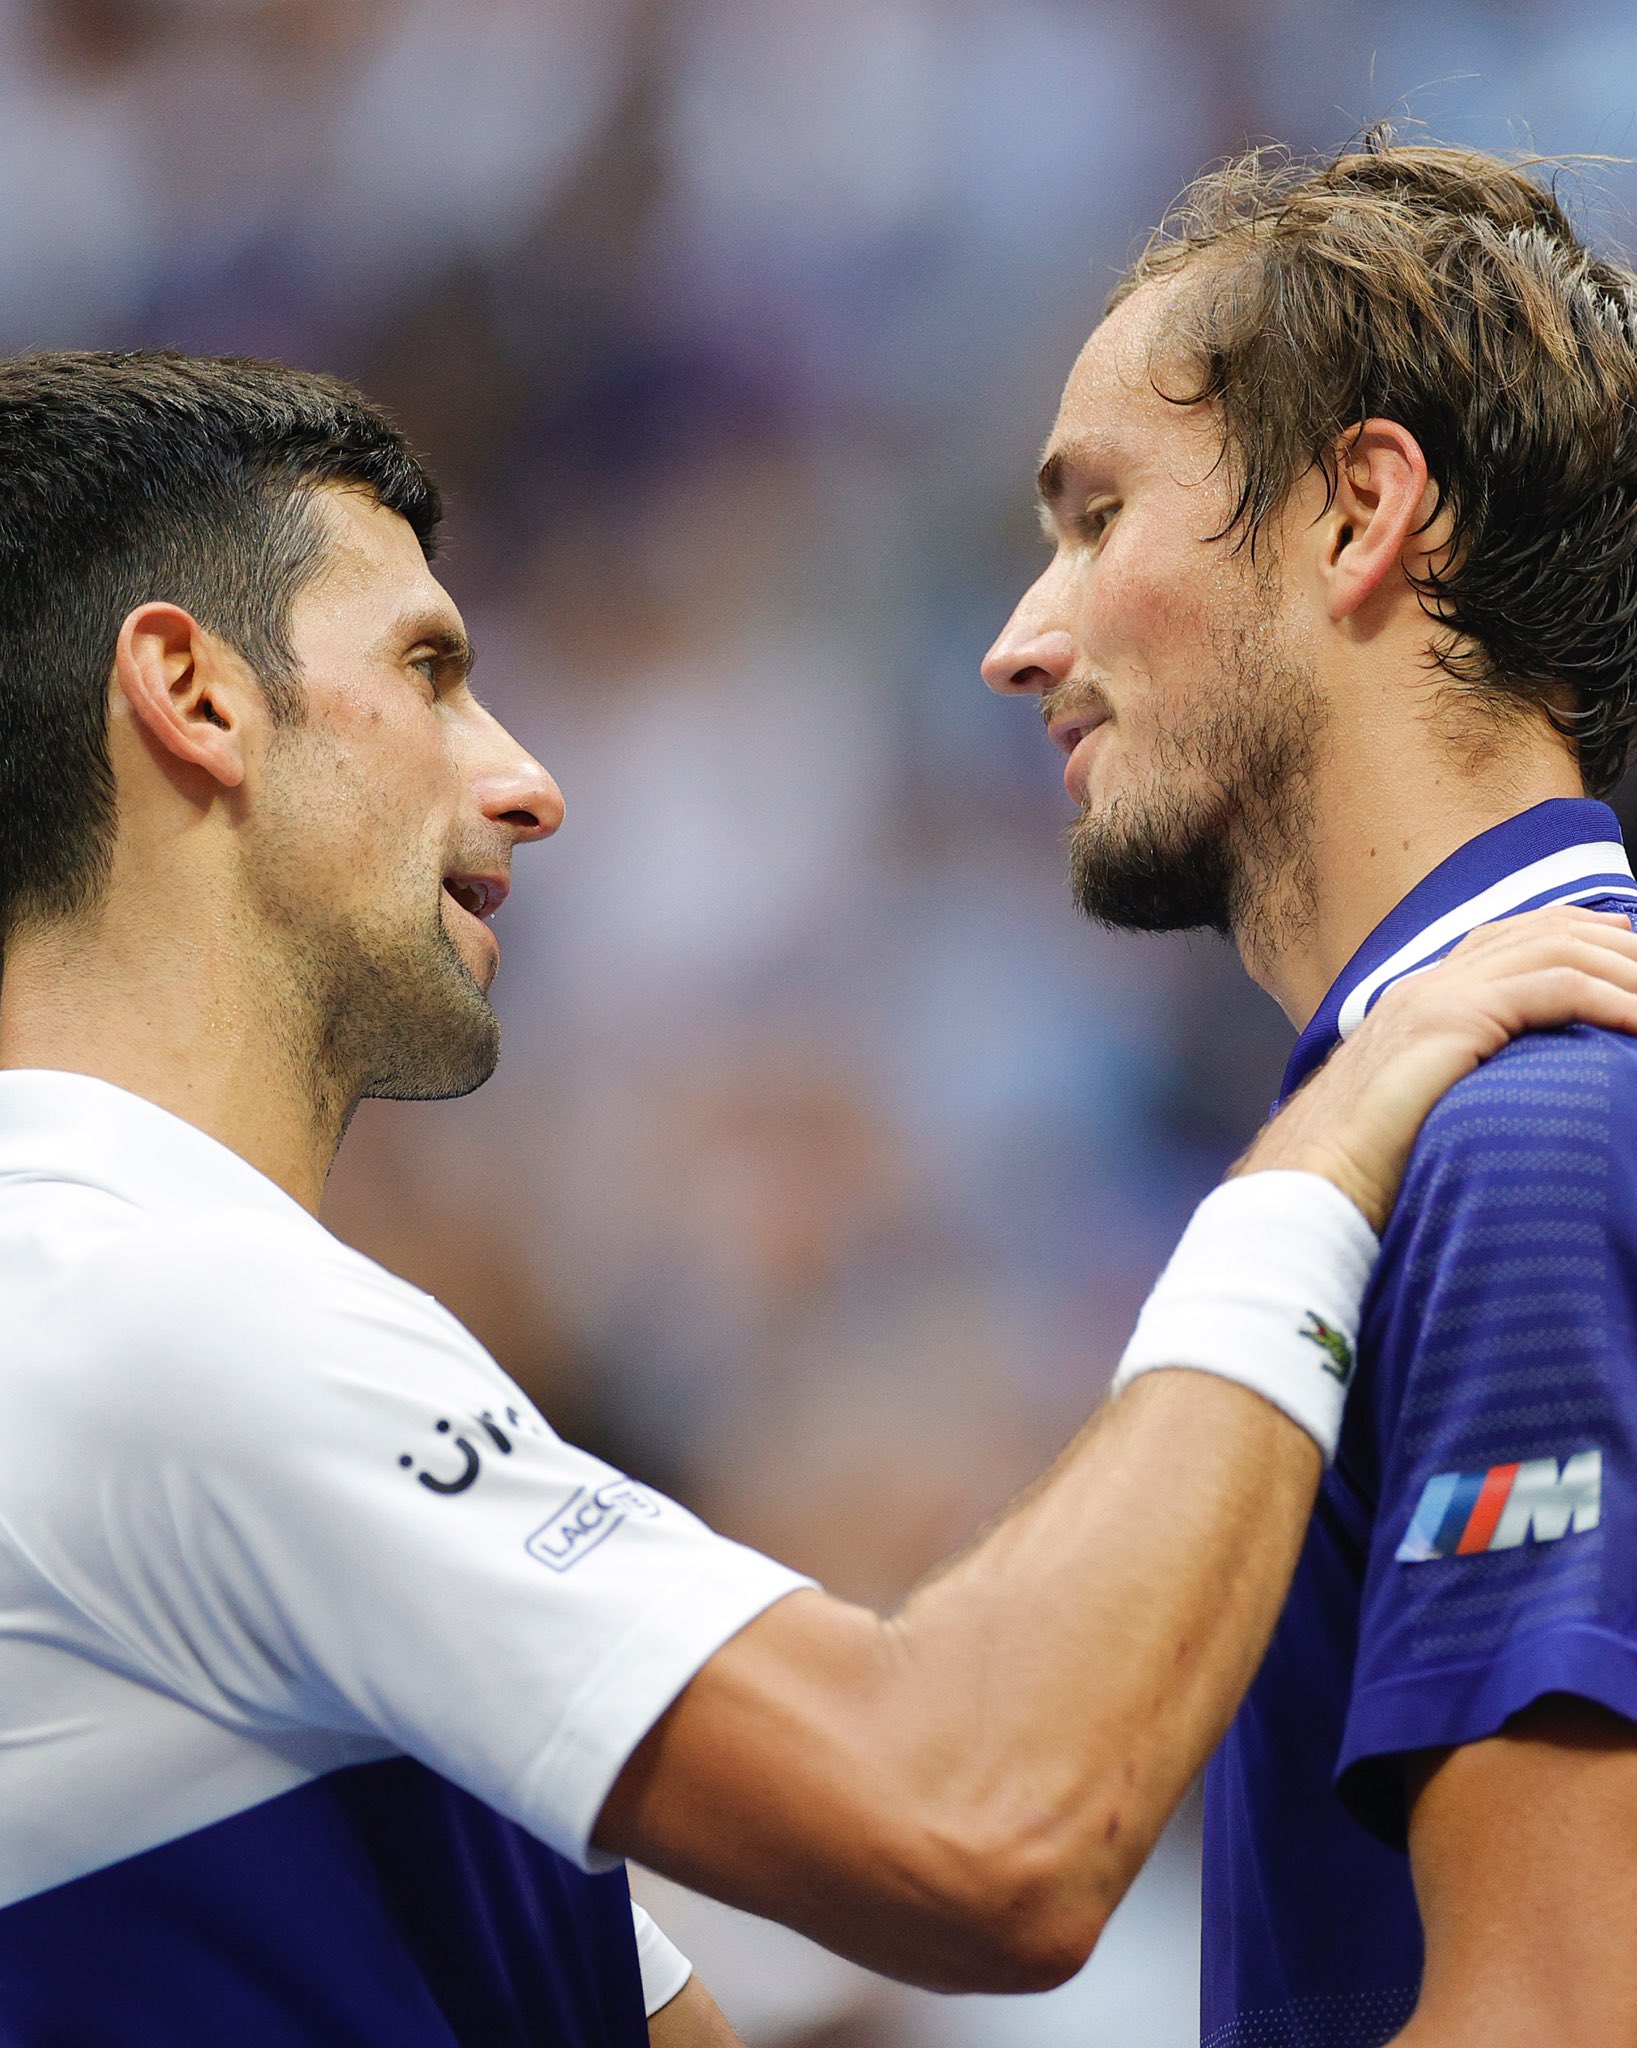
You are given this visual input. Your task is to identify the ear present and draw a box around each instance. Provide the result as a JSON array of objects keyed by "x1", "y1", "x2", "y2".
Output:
[
  {"x1": 111, "y1": 603, "x2": 255, "y2": 790},
  {"x1": 1317, "y1": 420, "x2": 1444, "y2": 626}
]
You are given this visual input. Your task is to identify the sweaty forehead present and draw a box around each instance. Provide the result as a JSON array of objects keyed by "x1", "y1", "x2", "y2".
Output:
[
  {"x1": 1041, "y1": 278, "x2": 1203, "y2": 484},
  {"x1": 287, "y1": 485, "x2": 466, "y2": 671},
  {"x1": 305, "y1": 486, "x2": 441, "y2": 603}
]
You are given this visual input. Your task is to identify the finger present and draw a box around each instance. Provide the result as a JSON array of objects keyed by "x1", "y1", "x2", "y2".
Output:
[
  {"x1": 1379, "y1": 939, "x2": 1637, "y2": 1026},
  {"x1": 1454, "y1": 931, "x2": 1637, "y2": 972},
  {"x1": 1511, "y1": 980, "x2": 1637, "y2": 1037},
  {"x1": 1495, "y1": 904, "x2": 1634, "y2": 925},
  {"x1": 1567, "y1": 923, "x2": 1637, "y2": 959},
  {"x1": 1473, "y1": 934, "x2": 1637, "y2": 986},
  {"x1": 1433, "y1": 921, "x2": 1637, "y2": 979},
  {"x1": 1450, "y1": 905, "x2": 1637, "y2": 949},
  {"x1": 1473, "y1": 965, "x2": 1637, "y2": 1039}
]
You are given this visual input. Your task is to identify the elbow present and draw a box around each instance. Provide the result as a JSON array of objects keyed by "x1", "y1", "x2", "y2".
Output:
[
  {"x1": 966, "y1": 1920, "x2": 1101, "y2": 1997},
  {"x1": 965, "y1": 1851, "x2": 1105, "y2": 1994},
  {"x1": 896, "y1": 1813, "x2": 1111, "y2": 1994}
]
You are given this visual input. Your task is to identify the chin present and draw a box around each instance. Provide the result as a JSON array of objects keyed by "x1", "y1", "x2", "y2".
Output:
[
  {"x1": 1067, "y1": 789, "x2": 1236, "y2": 935},
  {"x1": 342, "y1": 924, "x2": 504, "y2": 1104},
  {"x1": 362, "y1": 1010, "x2": 501, "y2": 1104}
]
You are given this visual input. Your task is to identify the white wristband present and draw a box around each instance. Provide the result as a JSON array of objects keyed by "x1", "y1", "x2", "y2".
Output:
[{"x1": 1110, "y1": 1171, "x2": 1379, "y2": 1463}]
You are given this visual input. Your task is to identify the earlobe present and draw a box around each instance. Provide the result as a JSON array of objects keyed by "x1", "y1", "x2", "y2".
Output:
[{"x1": 113, "y1": 604, "x2": 248, "y2": 789}]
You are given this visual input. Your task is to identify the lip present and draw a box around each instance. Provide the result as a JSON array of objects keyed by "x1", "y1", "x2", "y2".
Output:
[{"x1": 1047, "y1": 710, "x2": 1111, "y2": 802}]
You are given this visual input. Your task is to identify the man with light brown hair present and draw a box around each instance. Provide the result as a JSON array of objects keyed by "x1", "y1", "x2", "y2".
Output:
[
  {"x1": 6, "y1": 324, "x2": 1637, "y2": 2039},
  {"x1": 985, "y1": 134, "x2": 1637, "y2": 2048}
]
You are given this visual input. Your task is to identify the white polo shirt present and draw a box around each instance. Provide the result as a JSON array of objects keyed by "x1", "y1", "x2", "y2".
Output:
[{"x1": 0, "y1": 1070, "x2": 812, "y2": 2044}]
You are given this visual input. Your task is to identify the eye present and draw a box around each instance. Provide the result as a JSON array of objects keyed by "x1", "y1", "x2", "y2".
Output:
[
  {"x1": 409, "y1": 652, "x2": 441, "y2": 692},
  {"x1": 1076, "y1": 499, "x2": 1118, "y2": 545}
]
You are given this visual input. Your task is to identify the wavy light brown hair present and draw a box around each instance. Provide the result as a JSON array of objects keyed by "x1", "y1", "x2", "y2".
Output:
[{"x1": 1113, "y1": 134, "x2": 1637, "y2": 795}]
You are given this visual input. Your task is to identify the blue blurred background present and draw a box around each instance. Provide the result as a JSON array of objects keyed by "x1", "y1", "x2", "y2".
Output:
[{"x1": 10, "y1": 3, "x2": 1635, "y2": 2039}]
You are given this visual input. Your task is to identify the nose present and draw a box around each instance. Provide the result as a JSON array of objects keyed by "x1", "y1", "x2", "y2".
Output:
[
  {"x1": 466, "y1": 702, "x2": 564, "y2": 845},
  {"x1": 980, "y1": 599, "x2": 1077, "y2": 699}
]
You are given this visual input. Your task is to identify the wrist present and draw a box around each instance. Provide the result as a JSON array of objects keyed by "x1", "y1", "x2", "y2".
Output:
[
  {"x1": 1111, "y1": 1172, "x2": 1379, "y2": 1462},
  {"x1": 1234, "y1": 1064, "x2": 1402, "y2": 1234}
]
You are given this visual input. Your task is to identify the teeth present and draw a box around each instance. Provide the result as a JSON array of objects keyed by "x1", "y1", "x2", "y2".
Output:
[{"x1": 447, "y1": 879, "x2": 484, "y2": 917}]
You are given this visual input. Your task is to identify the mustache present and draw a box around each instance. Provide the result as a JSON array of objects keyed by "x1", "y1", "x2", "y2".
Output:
[{"x1": 1040, "y1": 681, "x2": 1113, "y2": 734}]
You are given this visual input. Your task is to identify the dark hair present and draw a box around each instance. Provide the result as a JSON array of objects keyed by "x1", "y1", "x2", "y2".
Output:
[
  {"x1": 0, "y1": 350, "x2": 441, "y2": 943},
  {"x1": 1113, "y1": 136, "x2": 1637, "y2": 794}
]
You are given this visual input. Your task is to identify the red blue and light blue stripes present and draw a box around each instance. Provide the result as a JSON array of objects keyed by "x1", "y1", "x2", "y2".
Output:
[{"x1": 1396, "y1": 1450, "x2": 1602, "y2": 1564}]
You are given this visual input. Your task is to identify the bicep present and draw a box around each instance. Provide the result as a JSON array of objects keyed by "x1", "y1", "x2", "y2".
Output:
[
  {"x1": 647, "y1": 1973, "x2": 744, "y2": 2048},
  {"x1": 1404, "y1": 1697, "x2": 1637, "y2": 2048}
]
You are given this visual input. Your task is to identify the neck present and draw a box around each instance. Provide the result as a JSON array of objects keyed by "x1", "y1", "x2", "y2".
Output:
[
  {"x1": 1237, "y1": 710, "x2": 1586, "y2": 1029},
  {"x1": 0, "y1": 910, "x2": 347, "y2": 1213}
]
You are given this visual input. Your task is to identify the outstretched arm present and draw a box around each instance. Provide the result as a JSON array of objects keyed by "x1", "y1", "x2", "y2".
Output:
[{"x1": 598, "y1": 907, "x2": 1637, "y2": 1991}]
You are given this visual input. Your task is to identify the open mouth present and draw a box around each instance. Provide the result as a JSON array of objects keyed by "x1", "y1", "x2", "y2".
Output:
[
  {"x1": 442, "y1": 873, "x2": 507, "y2": 921},
  {"x1": 1054, "y1": 717, "x2": 1104, "y2": 755},
  {"x1": 1047, "y1": 707, "x2": 1110, "y2": 758}
]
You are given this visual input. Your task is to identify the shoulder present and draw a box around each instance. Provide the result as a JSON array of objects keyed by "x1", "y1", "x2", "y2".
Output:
[
  {"x1": 1411, "y1": 1023, "x2": 1637, "y2": 1174},
  {"x1": 60, "y1": 1202, "x2": 452, "y2": 1342},
  {"x1": 1353, "y1": 1026, "x2": 1637, "y2": 1475},
  {"x1": 1381, "y1": 1023, "x2": 1637, "y2": 1267},
  {"x1": 19, "y1": 1202, "x2": 502, "y2": 1450}
]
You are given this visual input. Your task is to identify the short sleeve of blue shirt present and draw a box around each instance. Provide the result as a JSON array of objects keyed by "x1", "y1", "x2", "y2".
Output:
[{"x1": 1337, "y1": 1023, "x2": 1637, "y2": 1846}]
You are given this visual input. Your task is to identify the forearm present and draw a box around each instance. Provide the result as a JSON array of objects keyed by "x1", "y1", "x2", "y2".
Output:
[
  {"x1": 886, "y1": 1368, "x2": 1319, "y2": 1938},
  {"x1": 601, "y1": 908, "x2": 1637, "y2": 1986},
  {"x1": 606, "y1": 1370, "x2": 1317, "y2": 1990}
]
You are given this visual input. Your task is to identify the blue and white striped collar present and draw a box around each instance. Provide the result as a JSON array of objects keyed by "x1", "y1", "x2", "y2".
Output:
[{"x1": 1280, "y1": 798, "x2": 1637, "y2": 1102}]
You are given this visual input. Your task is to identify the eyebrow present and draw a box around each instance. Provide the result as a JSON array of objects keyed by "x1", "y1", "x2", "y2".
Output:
[
  {"x1": 1034, "y1": 434, "x2": 1125, "y2": 542},
  {"x1": 1034, "y1": 447, "x2": 1086, "y2": 540}
]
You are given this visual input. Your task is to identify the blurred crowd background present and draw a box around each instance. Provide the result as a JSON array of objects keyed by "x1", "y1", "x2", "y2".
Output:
[{"x1": 8, "y1": 1, "x2": 1637, "y2": 2040}]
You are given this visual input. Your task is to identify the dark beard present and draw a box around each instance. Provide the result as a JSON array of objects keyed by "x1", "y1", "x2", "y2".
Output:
[
  {"x1": 245, "y1": 729, "x2": 504, "y2": 1133},
  {"x1": 1069, "y1": 776, "x2": 1239, "y2": 933},
  {"x1": 1068, "y1": 633, "x2": 1320, "y2": 947}
]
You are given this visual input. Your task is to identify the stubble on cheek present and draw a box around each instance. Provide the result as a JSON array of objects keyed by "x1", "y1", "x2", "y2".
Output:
[
  {"x1": 1066, "y1": 554, "x2": 1322, "y2": 944},
  {"x1": 242, "y1": 735, "x2": 503, "y2": 1106}
]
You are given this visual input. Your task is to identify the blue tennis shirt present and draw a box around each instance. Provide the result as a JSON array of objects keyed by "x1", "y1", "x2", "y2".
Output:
[{"x1": 1201, "y1": 797, "x2": 1637, "y2": 2048}]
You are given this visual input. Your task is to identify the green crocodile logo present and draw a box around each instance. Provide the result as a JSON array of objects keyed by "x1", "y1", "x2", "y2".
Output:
[{"x1": 1299, "y1": 1310, "x2": 1355, "y2": 1386}]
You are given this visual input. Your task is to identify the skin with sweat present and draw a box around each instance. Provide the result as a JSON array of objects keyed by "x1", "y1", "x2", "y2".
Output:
[
  {"x1": 982, "y1": 272, "x2": 1584, "y2": 1028},
  {"x1": 5, "y1": 471, "x2": 1637, "y2": 2025},
  {"x1": 983, "y1": 274, "x2": 1637, "y2": 2047}
]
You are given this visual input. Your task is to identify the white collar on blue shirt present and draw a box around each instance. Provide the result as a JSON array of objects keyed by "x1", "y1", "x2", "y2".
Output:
[{"x1": 1282, "y1": 797, "x2": 1637, "y2": 1102}]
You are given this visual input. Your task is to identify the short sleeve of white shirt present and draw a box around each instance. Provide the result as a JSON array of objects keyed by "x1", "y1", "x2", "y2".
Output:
[
  {"x1": 631, "y1": 1901, "x2": 693, "y2": 2015},
  {"x1": 21, "y1": 1209, "x2": 812, "y2": 1872}
]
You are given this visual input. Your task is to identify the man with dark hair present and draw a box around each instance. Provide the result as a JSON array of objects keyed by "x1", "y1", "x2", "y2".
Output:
[
  {"x1": 0, "y1": 345, "x2": 1633, "y2": 2048},
  {"x1": 0, "y1": 354, "x2": 440, "y2": 932},
  {"x1": 986, "y1": 136, "x2": 1637, "y2": 2047}
]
